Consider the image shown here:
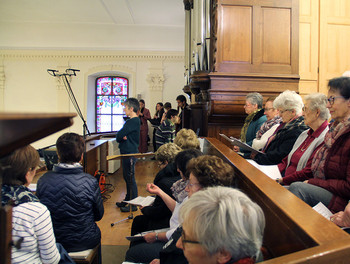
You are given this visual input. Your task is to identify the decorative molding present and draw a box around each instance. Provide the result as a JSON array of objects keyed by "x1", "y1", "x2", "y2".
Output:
[
  {"x1": 0, "y1": 65, "x2": 4, "y2": 90},
  {"x1": 0, "y1": 50, "x2": 184, "y2": 62},
  {"x1": 147, "y1": 73, "x2": 165, "y2": 91}
]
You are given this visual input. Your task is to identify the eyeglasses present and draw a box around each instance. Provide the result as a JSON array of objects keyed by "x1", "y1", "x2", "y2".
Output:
[
  {"x1": 327, "y1": 96, "x2": 344, "y2": 106},
  {"x1": 181, "y1": 229, "x2": 200, "y2": 248},
  {"x1": 264, "y1": 108, "x2": 274, "y2": 111}
]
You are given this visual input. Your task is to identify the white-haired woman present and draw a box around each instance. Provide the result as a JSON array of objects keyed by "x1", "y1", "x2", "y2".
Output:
[
  {"x1": 277, "y1": 93, "x2": 330, "y2": 185},
  {"x1": 253, "y1": 90, "x2": 308, "y2": 165},
  {"x1": 234, "y1": 92, "x2": 267, "y2": 158},
  {"x1": 176, "y1": 186, "x2": 265, "y2": 264}
]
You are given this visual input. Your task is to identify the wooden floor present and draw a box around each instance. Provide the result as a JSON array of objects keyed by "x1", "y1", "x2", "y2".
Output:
[
  {"x1": 97, "y1": 159, "x2": 158, "y2": 246},
  {"x1": 33, "y1": 158, "x2": 159, "y2": 246}
]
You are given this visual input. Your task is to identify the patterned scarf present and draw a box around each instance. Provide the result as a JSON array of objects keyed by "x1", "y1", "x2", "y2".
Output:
[
  {"x1": 171, "y1": 179, "x2": 188, "y2": 203},
  {"x1": 240, "y1": 110, "x2": 260, "y2": 143},
  {"x1": 311, "y1": 116, "x2": 350, "y2": 179},
  {"x1": 256, "y1": 116, "x2": 282, "y2": 140},
  {"x1": 1, "y1": 184, "x2": 39, "y2": 207},
  {"x1": 263, "y1": 116, "x2": 306, "y2": 152}
]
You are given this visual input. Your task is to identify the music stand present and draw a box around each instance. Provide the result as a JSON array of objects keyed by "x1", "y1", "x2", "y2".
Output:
[{"x1": 48, "y1": 68, "x2": 91, "y2": 172}]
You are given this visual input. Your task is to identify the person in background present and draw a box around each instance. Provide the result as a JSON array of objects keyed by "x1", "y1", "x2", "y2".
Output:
[
  {"x1": 155, "y1": 109, "x2": 179, "y2": 149},
  {"x1": 1, "y1": 145, "x2": 61, "y2": 264},
  {"x1": 252, "y1": 96, "x2": 282, "y2": 151},
  {"x1": 289, "y1": 76, "x2": 350, "y2": 213},
  {"x1": 161, "y1": 102, "x2": 172, "y2": 123},
  {"x1": 233, "y1": 92, "x2": 267, "y2": 158},
  {"x1": 174, "y1": 128, "x2": 200, "y2": 150},
  {"x1": 149, "y1": 102, "x2": 164, "y2": 152},
  {"x1": 253, "y1": 90, "x2": 308, "y2": 165},
  {"x1": 37, "y1": 133, "x2": 104, "y2": 253},
  {"x1": 276, "y1": 93, "x2": 330, "y2": 185},
  {"x1": 130, "y1": 143, "x2": 182, "y2": 236},
  {"x1": 176, "y1": 186, "x2": 265, "y2": 264},
  {"x1": 115, "y1": 98, "x2": 141, "y2": 212},
  {"x1": 139, "y1": 99, "x2": 151, "y2": 153},
  {"x1": 176, "y1": 95, "x2": 190, "y2": 130}
]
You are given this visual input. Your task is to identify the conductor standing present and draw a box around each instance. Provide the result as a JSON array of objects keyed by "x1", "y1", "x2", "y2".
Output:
[{"x1": 115, "y1": 98, "x2": 141, "y2": 212}]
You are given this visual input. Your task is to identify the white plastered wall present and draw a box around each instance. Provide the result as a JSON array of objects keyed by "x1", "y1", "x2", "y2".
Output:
[{"x1": 0, "y1": 50, "x2": 186, "y2": 149}]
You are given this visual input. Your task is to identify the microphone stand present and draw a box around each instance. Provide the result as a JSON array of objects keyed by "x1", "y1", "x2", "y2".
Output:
[{"x1": 48, "y1": 68, "x2": 91, "y2": 172}]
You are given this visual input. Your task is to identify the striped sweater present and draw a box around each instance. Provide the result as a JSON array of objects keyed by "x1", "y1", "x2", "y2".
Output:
[
  {"x1": 11, "y1": 202, "x2": 60, "y2": 264},
  {"x1": 155, "y1": 118, "x2": 176, "y2": 149}
]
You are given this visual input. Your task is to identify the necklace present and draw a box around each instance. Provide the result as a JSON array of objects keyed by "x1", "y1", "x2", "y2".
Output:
[{"x1": 300, "y1": 138, "x2": 313, "y2": 152}]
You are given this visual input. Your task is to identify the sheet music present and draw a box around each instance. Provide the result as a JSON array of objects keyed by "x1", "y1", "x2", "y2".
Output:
[
  {"x1": 219, "y1": 133, "x2": 264, "y2": 155},
  {"x1": 312, "y1": 202, "x2": 333, "y2": 220},
  {"x1": 246, "y1": 160, "x2": 282, "y2": 180},
  {"x1": 125, "y1": 196, "x2": 155, "y2": 207}
]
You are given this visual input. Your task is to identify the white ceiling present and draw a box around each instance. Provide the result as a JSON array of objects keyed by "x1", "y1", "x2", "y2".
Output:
[{"x1": 0, "y1": 0, "x2": 185, "y2": 51}]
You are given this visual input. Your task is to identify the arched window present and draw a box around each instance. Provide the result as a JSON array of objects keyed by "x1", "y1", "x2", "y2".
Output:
[{"x1": 96, "y1": 76, "x2": 128, "y2": 133}]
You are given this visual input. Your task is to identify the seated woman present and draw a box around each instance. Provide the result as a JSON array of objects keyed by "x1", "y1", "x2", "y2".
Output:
[
  {"x1": 174, "y1": 128, "x2": 201, "y2": 150},
  {"x1": 126, "y1": 155, "x2": 235, "y2": 264},
  {"x1": 277, "y1": 93, "x2": 330, "y2": 185},
  {"x1": 252, "y1": 96, "x2": 282, "y2": 150},
  {"x1": 233, "y1": 92, "x2": 267, "y2": 157},
  {"x1": 331, "y1": 201, "x2": 350, "y2": 228},
  {"x1": 289, "y1": 76, "x2": 350, "y2": 213},
  {"x1": 37, "y1": 133, "x2": 104, "y2": 252},
  {"x1": 253, "y1": 90, "x2": 308, "y2": 165},
  {"x1": 1, "y1": 145, "x2": 61, "y2": 264},
  {"x1": 130, "y1": 143, "x2": 182, "y2": 235},
  {"x1": 176, "y1": 186, "x2": 265, "y2": 264}
]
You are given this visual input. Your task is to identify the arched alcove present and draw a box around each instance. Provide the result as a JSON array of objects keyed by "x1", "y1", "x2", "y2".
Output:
[{"x1": 85, "y1": 65, "x2": 136, "y2": 133}]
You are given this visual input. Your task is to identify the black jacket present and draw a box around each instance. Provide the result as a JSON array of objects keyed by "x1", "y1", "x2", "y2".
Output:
[
  {"x1": 141, "y1": 162, "x2": 180, "y2": 220},
  {"x1": 254, "y1": 116, "x2": 308, "y2": 165},
  {"x1": 37, "y1": 165, "x2": 104, "y2": 252}
]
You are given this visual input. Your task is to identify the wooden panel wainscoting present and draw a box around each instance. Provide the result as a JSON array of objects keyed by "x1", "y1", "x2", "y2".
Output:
[{"x1": 203, "y1": 138, "x2": 350, "y2": 263}]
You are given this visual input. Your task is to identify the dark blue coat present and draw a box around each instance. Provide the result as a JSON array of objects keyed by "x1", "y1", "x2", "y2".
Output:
[{"x1": 37, "y1": 165, "x2": 104, "y2": 252}]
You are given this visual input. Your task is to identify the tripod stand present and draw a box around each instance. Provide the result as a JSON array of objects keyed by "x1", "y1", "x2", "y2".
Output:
[{"x1": 47, "y1": 68, "x2": 91, "y2": 172}]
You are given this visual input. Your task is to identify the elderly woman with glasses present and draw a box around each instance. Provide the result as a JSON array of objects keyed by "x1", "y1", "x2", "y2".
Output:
[
  {"x1": 252, "y1": 96, "x2": 282, "y2": 151},
  {"x1": 276, "y1": 93, "x2": 330, "y2": 185},
  {"x1": 253, "y1": 90, "x2": 308, "y2": 165},
  {"x1": 289, "y1": 76, "x2": 350, "y2": 213},
  {"x1": 234, "y1": 92, "x2": 267, "y2": 158},
  {"x1": 127, "y1": 155, "x2": 235, "y2": 264},
  {"x1": 176, "y1": 186, "x2": 265, "y2": 264}
]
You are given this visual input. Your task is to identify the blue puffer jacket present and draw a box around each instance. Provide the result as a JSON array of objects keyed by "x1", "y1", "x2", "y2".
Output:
[{"x1": 37, "y1": 165, "x2": 104, "y2": 252}]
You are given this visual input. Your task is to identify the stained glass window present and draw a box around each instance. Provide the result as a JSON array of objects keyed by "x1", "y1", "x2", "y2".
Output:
[{"x1": 96, "y1": 77, "x2": 128, "y2": 132}]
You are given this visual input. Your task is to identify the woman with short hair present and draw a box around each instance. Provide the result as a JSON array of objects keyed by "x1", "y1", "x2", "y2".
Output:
[
  {"x1": 253, "y1": 90, "x2": 308, "y2": 165},
  {"x1": 289, "y1": 76, "x2": 350, "y2": 213},
  {"x1": 1, "y1": 145, "x2": 61, "y2": 264},
  {"x1": 277, "y1": 93, "x2": 330, "y2": 185},
  {"x1": 174, "y1": 128, "x2": 200, "y2": 150},
  {"x1": 234, "y1": 92, "x2": 267, "y2": 157},
  {"x1": 252, "y1": 96, "x2": 282, "y2": 151},
  {"x1": 37, "y1": 133, "x2": 104, "y2": 252},
  {"x1": 176, "y1": 186, "x2": 265, "y2": 264}
]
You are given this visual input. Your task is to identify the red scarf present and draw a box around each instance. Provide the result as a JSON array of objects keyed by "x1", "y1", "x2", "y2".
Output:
[{"x1": 232, "y1": 257, "x2": 255, "y2": 264}]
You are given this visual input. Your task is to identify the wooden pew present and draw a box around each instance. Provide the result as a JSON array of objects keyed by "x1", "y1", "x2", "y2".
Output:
[{"x1": 203, "y1": 137, "x2": 350, "y2": 263}]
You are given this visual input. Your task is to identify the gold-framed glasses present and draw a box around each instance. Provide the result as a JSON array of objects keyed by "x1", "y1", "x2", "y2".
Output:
[{"x1": 327, "y1": 96, "x2": 343, "y2": 106}]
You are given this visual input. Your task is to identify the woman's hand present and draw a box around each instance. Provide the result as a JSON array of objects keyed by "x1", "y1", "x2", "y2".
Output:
[
  {"x1": 233, "y1": 146, "x2": 240, "y2": 152},
  {"x1": 150, "y1": 259, "x2": 160, "y2": 264},
  {"x1": 123, "y1": 136, "x2": 127, "y2": 140},
  {"x1": 147, "y1": 183, "x2": 161, "y2": 195},
  {"x1": 144, "y1": 232, "x2": 157, "y2": 243}
]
